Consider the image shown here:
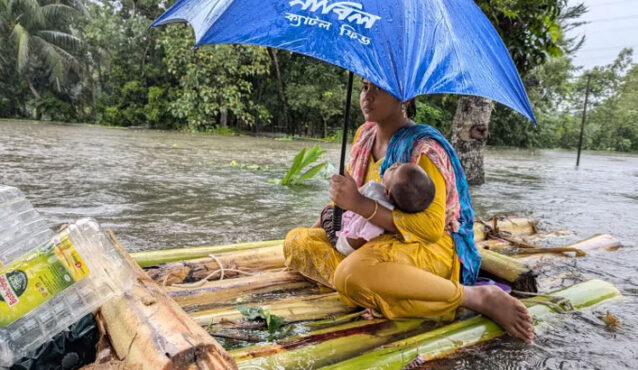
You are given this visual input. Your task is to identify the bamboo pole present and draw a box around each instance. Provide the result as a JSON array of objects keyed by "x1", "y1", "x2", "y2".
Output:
[
  {"x1": 190, "y1": 293, "x2": 356, "y2": 327},
  {"x1": 321, "y1": 279, "x2": 621, "y2": 370},
  {"x1": 515, "y1": 234, "x2": 620, "y2": 265},
  {"x1": 478, "y1": 247, "x2": 538, "y2": 292},
  {"x1": 231, "y1": 318, "x2": 433, "y2": 369},
  {"x1": 146, "y1": 217, "x2": 538, "y2": 286},
  {"x1": 474, "y1": 217, "x2": 536, "y2": 242},
  {"x1": 305, "y1": 311, "x2": 367, "y2": 329},
  {"x1": 133, "y1": 217, "x2": 536, "y2": 269},
  {"x1": 166, "y1": 270, "x2": 315, "y2": 312},
  {"x1": 477, "y1": 238, "x2": 516, "y2": 254},
  {"x1": 99, "y1": 231, "x2": 237, "y2": 370},
  {"x1": 146, "y1": 245, "x2": 285, "y2": 285},
  {"x1": 132, "y1": 240, "x2": 284, "y2": 267}
]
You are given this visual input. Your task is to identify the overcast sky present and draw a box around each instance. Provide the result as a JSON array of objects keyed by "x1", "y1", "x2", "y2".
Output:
[{"x1": 567, "y1": 0, "x2": 638, "y2": 71}]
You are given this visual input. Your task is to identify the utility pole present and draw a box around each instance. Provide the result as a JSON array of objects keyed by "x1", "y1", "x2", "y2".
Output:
[{"x1": 576, "y1": 74, "x2": 592, "y2": 167}]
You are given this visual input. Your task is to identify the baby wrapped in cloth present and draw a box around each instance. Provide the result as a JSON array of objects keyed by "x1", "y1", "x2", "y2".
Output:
[{"x1": 323, "y1": 162, "x2": 436, "y2": 256}]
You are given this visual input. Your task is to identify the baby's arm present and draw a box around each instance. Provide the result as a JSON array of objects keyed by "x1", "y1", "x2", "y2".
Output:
[{"x1": 346, "y1": 237, "x2": 367, "y2": 250}]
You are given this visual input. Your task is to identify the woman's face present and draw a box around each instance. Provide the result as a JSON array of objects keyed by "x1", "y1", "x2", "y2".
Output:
[{"x1": 360, "y1": 80, "x2": 402, "y2": 123}]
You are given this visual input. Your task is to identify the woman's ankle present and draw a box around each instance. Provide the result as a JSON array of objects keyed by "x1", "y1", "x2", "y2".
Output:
[{"x1": 461, "y1": 285, "x2": 490, "y2": 311}]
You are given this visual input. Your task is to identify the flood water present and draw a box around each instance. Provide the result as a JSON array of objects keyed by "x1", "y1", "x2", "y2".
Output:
[{"x1": 1, "y1": 119, "x2": 637, "y2": 369}]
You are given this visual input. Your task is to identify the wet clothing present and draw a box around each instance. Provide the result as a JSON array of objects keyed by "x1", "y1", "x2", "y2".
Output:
[
  {"x1": 284, "y1": 123, "x2": 465, "y2": 320},
  {"x1": 381, "y1": 124, "x2": 481, "y2": 285},
  {"x1": 336, "y1": 181, "x2": 394, "y2": 256}
]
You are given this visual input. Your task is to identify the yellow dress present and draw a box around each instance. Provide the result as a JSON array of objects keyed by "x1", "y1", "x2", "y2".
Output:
[{"x1": 284, "y1": 150, "x2": 464, "y2": 320}]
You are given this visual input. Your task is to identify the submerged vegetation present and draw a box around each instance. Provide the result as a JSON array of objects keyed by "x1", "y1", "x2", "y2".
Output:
[
  {"x1": 236, "y1": 305, "x2": 287, "y2": 336},
  {"x1": 0, "y1": 0, "x2": 636, "y2": 152}
]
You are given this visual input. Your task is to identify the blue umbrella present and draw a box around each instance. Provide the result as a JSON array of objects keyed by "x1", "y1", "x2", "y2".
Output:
[
  {"x1": 151, "y1": 0, "x2": 536, "y2": 236},
  {"x1": 152, "y1": 0, "x2": 535, "y2": 122}
]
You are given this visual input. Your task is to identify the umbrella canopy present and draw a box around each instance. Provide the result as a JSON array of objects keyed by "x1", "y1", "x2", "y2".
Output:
[{"x1": 152, "y1": 0, "x2": 536, "y2": 123}]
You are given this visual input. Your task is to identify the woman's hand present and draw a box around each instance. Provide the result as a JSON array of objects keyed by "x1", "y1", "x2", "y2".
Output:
[{"x1": 330, "y1": 173, "x2": 363, "y2": 211}]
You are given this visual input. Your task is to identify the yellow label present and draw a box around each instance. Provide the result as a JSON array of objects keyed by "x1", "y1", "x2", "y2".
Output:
[{"x1": 0, "y1": 234, "x2": 90, "y2": 327}]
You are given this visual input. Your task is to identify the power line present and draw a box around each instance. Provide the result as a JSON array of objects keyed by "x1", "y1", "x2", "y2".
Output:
[
  {"x1": 577, "y1": 45, "x2": 638, "y2": 53},
  {"x1": 588, "y1": 0, "x2": 638, "y2": 7},
  {"x1": 587, "y1": 14, "x2": 638, "y2": 23},
  {"x1": 578, "y1": 54, "x2": 633, "y2": 61},
  {"x1": 586, "y1": 25, "x2": 638, "y2": 32}
]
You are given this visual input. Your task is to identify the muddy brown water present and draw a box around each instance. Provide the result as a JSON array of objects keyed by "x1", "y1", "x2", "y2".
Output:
[{"x1": 1, "y1": 120, "x2": 637, "y2": 369}]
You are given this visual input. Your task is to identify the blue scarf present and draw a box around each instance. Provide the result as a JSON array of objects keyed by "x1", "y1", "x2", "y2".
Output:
[{"x1": 380, "y1": 124, "x2": 481, "y2": 285}]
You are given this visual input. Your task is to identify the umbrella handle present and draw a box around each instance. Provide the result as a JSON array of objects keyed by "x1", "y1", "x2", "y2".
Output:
[{"x1": 334, "y1": 71, "x2": 354, "y2": 232}]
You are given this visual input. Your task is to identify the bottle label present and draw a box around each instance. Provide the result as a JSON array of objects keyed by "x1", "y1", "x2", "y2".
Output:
[{"x1": 0, "y1": 234, "x2": 90, "y2": 327}]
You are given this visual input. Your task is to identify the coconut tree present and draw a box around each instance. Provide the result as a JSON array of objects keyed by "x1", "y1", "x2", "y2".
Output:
[{"x1": 0, "y1": 0, "x2": 84, "y2": 99}]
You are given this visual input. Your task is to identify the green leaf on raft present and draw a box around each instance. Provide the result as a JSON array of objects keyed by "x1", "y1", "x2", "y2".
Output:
[
  {"x1": 265, "y1": 309, "x2": 286, "y2": 334},
  {"x1": 236, "y1": 305, "x2": 287, "y2": 335},
  {"x1": 237, "y1": 305, "x2": 264, "y2": 321}
]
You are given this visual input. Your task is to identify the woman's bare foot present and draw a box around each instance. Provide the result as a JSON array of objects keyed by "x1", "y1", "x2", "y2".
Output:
[{"x1": 462, "y1": 285, "x2": 535, "y2": 344}]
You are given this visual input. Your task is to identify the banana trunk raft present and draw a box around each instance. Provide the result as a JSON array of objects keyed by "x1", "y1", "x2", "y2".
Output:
[{"x1": 86, "y1": 217, "x2": 622, "y2": 369}]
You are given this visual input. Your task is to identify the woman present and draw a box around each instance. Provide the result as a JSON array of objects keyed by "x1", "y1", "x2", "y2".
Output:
[{"x1": 284, "y1": 80, "x2": 534, "y2": 344}]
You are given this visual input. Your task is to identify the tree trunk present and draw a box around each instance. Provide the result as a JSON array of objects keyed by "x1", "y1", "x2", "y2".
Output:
[
  {"x1": 140, "y1": 41, "x2": 151, "y2": 78},
  {"x1": 323, "y1": 117, "x2": 328, "y2": 138},
  {"x1": 450, "y1": 96, "x2": 493, "y2": 185},
  {"x1": 267, "y1": 48, "x2": 290, "y2": 135},
  {"x1": 26, "y1": 78, "x2": 41, "y2": 100},
  {"x1": 220, "y1": 110, "x2": 228, "y2": 128}
]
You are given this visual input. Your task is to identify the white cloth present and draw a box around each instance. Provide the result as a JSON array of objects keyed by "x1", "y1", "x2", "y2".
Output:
[{"x1": 336, "y1": 181, "x2": 394, "y2": 256}]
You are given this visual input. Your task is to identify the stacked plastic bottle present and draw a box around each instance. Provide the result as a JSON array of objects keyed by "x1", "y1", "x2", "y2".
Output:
[{"x1": 0, "y1": 186, "x2": 134, "y2": 367}]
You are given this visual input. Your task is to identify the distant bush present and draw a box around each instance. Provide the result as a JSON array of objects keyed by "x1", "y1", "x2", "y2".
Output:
[{"x1": 29, "y1": 93, "x2": 75, "y2": 122}]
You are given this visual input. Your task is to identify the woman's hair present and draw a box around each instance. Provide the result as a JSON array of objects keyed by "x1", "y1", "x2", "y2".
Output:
[{"x1": 405, "y1": 98, "x2": 417, "y2": 119}]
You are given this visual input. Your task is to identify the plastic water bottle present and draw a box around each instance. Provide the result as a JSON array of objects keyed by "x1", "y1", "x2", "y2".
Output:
[
  {"x1": 0, "y1": 186, "x2": 54, "y2": 266},
  {"x1": 0, "y1": 186, "x2": 134, "y2": 367}
]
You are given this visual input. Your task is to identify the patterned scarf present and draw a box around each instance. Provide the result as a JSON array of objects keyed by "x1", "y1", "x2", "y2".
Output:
[{"x1": 348, "y1": 122, "x2": 481, "y2": 285}]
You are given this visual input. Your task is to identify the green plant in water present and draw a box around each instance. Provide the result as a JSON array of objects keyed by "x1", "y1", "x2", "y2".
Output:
[
  {"x1": 280, "y1": 145, "x2": 328, "y2": 185},
  {"x1": 237, "y1": 305, "x2": 287, "y2": 337},
  {"x1": 323, "y1": 129, "x2": 344, "y2": 143},
  {"x1": 275, "y1": 135, "x2": 294, "y2": 141},
  {"x1": 230, "y1": 160, "x2": 272, "y2": 171},
  {"x1": 205, "y1": 127, "x2": 241, "y2": 136}
]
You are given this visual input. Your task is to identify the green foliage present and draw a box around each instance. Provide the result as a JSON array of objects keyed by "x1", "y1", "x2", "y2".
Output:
[
  {"x1": 145, "y1": 86, "x2": 173, "y2": 129},
  {"x1": 281, "y1": 145, "x2": 328, "y2": 185},
  {"x1": 414, "y1": 97, "x2": 455, "y2": 135},
  {"x1": 0, "y1": 0, "x2": 84, "y2": 118},
  {"x1": 582, "y1": 50, "x2": 638, "y2": 152},
  {"x1": 324, "y1": 129, "x2": 343, "y2": 143},
  {"x1": 488, "y1": 49, "x2": 638, "y2": 152},
  {"x1": 28, "y1": 92, "x2": 74, "y2": 121},
  {"x1": 0, "y1": 0, "x2": 635, "y2": 154},
  {"x1": 159, "y1": 25, "x2": 271, "y2": 131},
  {"x1": 236, "y1": 305, "x2": 286, "y2": 335},
  {"x1": 476, "y1": 0, "x2": 584, "y2": 74}
]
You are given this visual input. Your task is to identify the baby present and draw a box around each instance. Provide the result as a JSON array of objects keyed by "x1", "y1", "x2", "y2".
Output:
[{"x1": 322, "y1": 162, "x2": 436, "y2": 256}]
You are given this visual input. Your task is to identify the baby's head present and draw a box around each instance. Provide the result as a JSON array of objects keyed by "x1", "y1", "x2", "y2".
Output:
[{"x1": 382, "y1": 163, "x2": 435, "y2": 213}]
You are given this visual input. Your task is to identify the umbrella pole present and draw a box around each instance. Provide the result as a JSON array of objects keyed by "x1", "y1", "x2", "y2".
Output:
[{"x1": 334, "y1": 71, "x2": 355, "y2": 231}]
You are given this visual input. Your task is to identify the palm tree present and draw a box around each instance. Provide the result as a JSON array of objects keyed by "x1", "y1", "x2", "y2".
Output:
[{"x1": 0, "y1": 0, "x2": 84, "y2": 99}]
